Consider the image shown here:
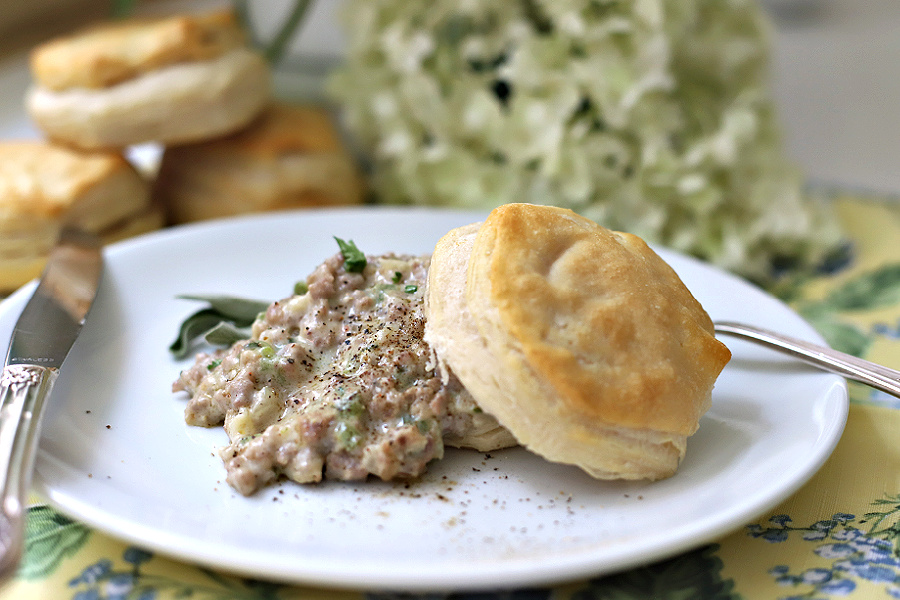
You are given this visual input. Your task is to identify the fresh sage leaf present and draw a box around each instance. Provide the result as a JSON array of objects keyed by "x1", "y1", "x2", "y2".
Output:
[
  {"x1": 170, "y1": 296, "x2": 271, "y2": 359},
  {"x1": 169, "y1": 308, "x2": 231, "y2": 359},
  {"x1": 175, "y1": 295, "x2": 270, "y2": 324},
  {"x1": 334, "y1": 237, "x2": 367, "y2": 273},
  {"x1": 203, "y1": 321, "x2": 254, "y2": 347}
]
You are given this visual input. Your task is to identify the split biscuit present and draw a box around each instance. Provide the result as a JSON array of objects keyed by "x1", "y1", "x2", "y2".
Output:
[
  {"x1": 155, "y1": 102, "x2": 366, "y2": 224},
  {"x1": 0, "y1": 141, "x2": 162, "y2": 293},
  {"x1": 26, "y1": 10, "x2": 271, "y2": 150},
  {"x1": 425, "y1": 203, "x2": 731, "y2": 481}
]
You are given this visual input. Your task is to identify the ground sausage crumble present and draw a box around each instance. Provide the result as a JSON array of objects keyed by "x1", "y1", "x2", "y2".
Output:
[{"x1": 173, "y1": 252, "x2": 505, "y2": 495}]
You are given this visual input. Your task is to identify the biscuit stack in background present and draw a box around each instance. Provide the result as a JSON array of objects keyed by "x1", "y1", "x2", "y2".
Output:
[
  {"x1": 154, "y1": 102, "x2": 366, "y2": 224},
  {"x1": 0, "y1": 142, "x2": 156, "y2": 290},
  {"x1": 1, "y1": 8, "x2": 364, "y2": 294}
]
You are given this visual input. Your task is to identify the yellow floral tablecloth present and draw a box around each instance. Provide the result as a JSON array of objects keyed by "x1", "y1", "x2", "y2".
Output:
[{"x1": 2, "y1": 193, "x2": 900, "y2": 600}]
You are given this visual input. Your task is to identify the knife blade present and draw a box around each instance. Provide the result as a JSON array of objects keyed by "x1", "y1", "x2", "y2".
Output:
[{"x1": 0, "y1": 226, "x2": 103, "y2": 579}]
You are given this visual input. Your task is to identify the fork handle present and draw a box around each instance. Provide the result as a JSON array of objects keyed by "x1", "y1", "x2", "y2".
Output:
[
  {"x1": 714, "y1": 320, "x2": 900, "y2": 398},
  {"x1": 0, "y1": 364, "x2": 57, "y2": 579}
]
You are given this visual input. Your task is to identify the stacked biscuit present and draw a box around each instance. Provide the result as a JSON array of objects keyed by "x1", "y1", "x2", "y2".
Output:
[
  {"x1": 0, "y1": 143, "x2": 156, "y2": 290},
  {"x1": 2, "y1": 9, "x2": 364, "y2": 293}
]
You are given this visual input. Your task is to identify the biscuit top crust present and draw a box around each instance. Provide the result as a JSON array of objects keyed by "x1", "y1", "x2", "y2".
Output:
[
  {"x1": 30, "y1": 10, "x2": 246, "y2": 91},
  {"x1": 0, "y1": 141, "x2": 134, "y2": 218},
  {"x1": 470, "y1": 203, "x2": 731, "y2": 436},
  {"x1": 177, "y1": 103, "x2": 345, "y2": 157}
]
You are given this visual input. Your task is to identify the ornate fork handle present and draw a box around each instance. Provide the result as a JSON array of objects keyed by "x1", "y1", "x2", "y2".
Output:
[{"x1": 714, "y1": 321, "x2": 900, "y2": 398}]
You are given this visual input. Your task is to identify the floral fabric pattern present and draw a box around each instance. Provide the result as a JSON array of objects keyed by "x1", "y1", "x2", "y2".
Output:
[{"x1": 749, "y1": 510, "x2": 900, "y2": 598}]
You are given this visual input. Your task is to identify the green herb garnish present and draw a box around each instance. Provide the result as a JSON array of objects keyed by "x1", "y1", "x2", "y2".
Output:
[
  {"x1": 169, "y1": 295, "x2": 270, "y2": 359},
  {"x1": 392, "y1": 271, "x2": 403, "y2": 284},
  {"x1": 404, "y1": 284, "x2": 418, "y2": 293},
  {"x1": 334, "y1": 237, "x2": 367, "y2": 273}
]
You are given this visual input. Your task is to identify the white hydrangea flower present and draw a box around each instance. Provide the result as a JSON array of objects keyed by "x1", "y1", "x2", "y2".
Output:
[{"x1": 329, "y1": 0, "x2": 844, "y2": 283}]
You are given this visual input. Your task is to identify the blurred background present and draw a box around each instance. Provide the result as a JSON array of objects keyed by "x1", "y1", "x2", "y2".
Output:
[{"x1": 1, "y1": 0, "x2": 898, "y2": 196}]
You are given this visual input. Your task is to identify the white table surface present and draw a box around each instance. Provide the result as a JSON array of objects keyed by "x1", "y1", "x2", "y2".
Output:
[{"x1": 1, "y1": 0, "x2": 898, "y2": 196}]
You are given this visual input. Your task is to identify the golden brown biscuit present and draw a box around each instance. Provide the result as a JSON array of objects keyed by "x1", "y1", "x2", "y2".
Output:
[
  {"x1": 25, "y1": 10, "x2": 270, "y2": 150},
  {"x1": 155, "y1": 103, "x2": 366, "y2": 224},
  {"x1": 30, "y1": 11, "x2": 244, "y2": 91},
  {"x1": 425, "y1": 203, "x2": 731, "y2": 481},
  {"x1": 0, "y1": 141, "x2": 162, "y2": 292}
]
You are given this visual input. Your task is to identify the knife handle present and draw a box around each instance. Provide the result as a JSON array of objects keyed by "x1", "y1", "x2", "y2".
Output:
[{"x1": 0, "y1": 364, "x2": 57, "y2": 580}]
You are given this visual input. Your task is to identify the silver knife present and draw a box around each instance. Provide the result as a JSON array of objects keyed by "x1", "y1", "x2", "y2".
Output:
[{"x1": 0, "y1": 227, "x2": 103, "y2": 579}]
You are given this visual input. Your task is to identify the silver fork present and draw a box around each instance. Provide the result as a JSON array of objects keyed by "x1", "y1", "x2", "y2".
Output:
[{"x1": 714, "y1": 321, "x2": 900, "y2": 398}]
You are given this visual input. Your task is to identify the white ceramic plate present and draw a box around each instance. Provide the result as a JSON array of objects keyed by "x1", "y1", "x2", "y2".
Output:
[{"x1": 0, "y1": 208, "x2": 848, "y2": 592}]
